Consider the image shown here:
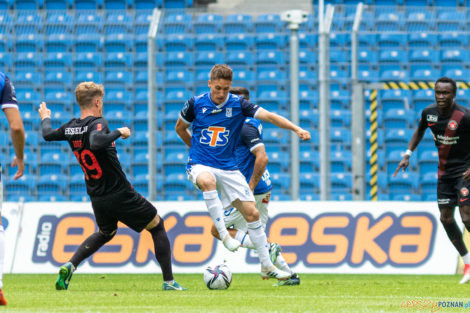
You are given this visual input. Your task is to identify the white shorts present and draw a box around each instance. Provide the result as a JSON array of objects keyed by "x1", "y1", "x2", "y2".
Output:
[
  {"x1": 187, "y1": 164, "x2": 255, "y2": 209},
  {"x1": 223, "y1": 191, "x2": 271, "y2": 233}
]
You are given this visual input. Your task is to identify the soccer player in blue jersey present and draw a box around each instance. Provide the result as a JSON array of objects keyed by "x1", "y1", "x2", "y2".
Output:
[
  {"x1": 209, "y1": 86, "x2": 300, "y2": 286},
  {"x1": 175, "y1": 65, "x2": 310, "y2": 280},
  {"x1": 0, "y1": 72, "x2": 25, "y2": 305}
]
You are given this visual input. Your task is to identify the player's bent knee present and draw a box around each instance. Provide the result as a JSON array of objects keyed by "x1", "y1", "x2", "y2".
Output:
[
  {"x1": 196, "y1": 173, "x2": 216, "y2": 191},
  {"x1": 99, "y1": 230, "x2": 116, "y2": 242},
  {"x1": 440, "y1": 215, "x2": 456, "y2": 225},
  {"x1": 145, "y1": 214, "x2": 160, "y2": 230},
  {"x1": 244, "y1": 209, "x2": 260, "y2": 223}
]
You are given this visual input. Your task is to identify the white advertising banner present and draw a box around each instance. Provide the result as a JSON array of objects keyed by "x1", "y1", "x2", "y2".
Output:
[{"x1": 5, "y1": 201, "x2": 459, "y2": 274}]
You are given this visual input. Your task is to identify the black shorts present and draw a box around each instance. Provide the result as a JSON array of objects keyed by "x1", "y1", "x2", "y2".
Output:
[
  {"x1": 437, "y1": 177, "x2": 470, "y2": 208},
  {"x1": 91, "y1": 189, "x2": 157, "y2": 234}
]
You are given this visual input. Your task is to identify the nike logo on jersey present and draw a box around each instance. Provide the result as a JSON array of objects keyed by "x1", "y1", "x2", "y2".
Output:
[
  {"x1": 460, "y1": 198, "x2": 468, "y2": 202},
  {"x1": 427, "y1": 123, "x2": 435, "y2": 127},
  {"x1": 200, "y1": 126, "x2": 230, "y2": 147}
]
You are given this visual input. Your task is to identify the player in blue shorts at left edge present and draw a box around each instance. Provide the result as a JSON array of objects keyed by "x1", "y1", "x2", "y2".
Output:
[{"x1": 175, "y1": 64, "x2": 311, "y2": 280}]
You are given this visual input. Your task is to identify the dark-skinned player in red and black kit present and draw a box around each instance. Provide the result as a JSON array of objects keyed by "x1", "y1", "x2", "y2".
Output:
[
  {"x1": 39, "y1": 81, "x2": 186, "y2": 291},
  {"x1": 395, "y1": 77, "x2": 470, "y2": 284}
]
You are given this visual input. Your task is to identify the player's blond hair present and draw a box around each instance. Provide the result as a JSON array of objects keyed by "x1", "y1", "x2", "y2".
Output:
[
  {"x1": 75, "y1": 82, "x2": 105, "y2": 108},
  {"x1": 210, "y1": 64, "x2": 233, "y2": 81}
]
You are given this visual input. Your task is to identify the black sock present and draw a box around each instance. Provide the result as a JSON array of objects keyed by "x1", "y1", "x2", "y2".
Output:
[
  {"x1": 70, "y1": 232, "x2": 113, "y2": 269},
  {"x1": 149, "y1": 218, "x2": 174, "y2": 282},
  {"x1": 443, "y1": 221, "x2": 468, "y2": 256}
]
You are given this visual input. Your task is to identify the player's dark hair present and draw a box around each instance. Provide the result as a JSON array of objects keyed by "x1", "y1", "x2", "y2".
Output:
[
  {"x1": 436, "y1": 77, "x2": 457, "y2": 94},
  {"x1": 230, "y1": 87, "x2": 250, "y2": 100},
  {"x1": 210, "y1": 64, "x2": 233, "y2": 81}
]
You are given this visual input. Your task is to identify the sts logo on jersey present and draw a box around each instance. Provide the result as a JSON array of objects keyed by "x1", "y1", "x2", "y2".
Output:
[{"x1": 200, "y1": 126, "x2": 230, "y2": 147}]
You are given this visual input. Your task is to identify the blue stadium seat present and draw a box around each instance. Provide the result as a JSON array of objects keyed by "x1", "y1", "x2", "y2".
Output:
[
  {"x1": 384, "y1": 108, "x2": 416, "y2": 129},
  {"x1": 37, "y1": 174, "x2": 67, "y2": 195},
  {"x1": 105, "y1": 52, "x2": 133, "y2": 68},
  {"x1": 194, "y1": 34, "x2": 223, "y2": 51},
  {"x1": 388, "y1": 172, "x2": 420, "y2": 194},
  {"x1": 226, "y1": 51, "x2": 255, "y2": 67},
  {"x1": 224, "y1": 33, "x2": 254, "y2": 52},
  {"x1": 105, "y1": 71, "x2": 133, "y2": 88},
  {"x1": 257, "y1": 90, "x2": 287, "y2": 111},
  {"x1": 44, "y1": 52, "x2": 72, "y2": 70},
  {"x1": 437, "y1": 11, "x2": 465, "y2": 31},
  {"x1": 299, "y1": 109, "x2": 318, "y2": 128},
  {"x1": 15, "y1": 52, "x2": 43, "y2": 69},
  {"x1": 330, "y1": 192, "x2": 352, "y2": 201},
  {"x1": 14, "y1": 71, "x2": 42, "y2": 90},
  {"x1": 105, "y1": 34, "x2": 133, "y2": 53},
  {"x1": 440, "y1": 49, "x2": 467, "y2": 64},
  {"x1": 409, "y1": 49, "x2": 439, "y2": 66},
  {"x1": 376, "y1": 12, "x2": 404, "y2": 32},
  {"x1": 411, "y1": 68, "x2": 440, "y2": 81},
  {"x1": 74, "y1": 33, "x2": 102, "y2": 52},
  {"x1": 299, "y1": 150, "x2": 319, "y2": 172},
  {"x1": 380, "y1": 89, "x2": 411, "y2": 111},
  {"x1": 256, "y1": 51, "x2": 286, "y2": 67},
  {"x1": 224, "y1": 14, "x2": 253, "y2": 33},
  {"x1": 377, "y1": 33, "x2": 407, "y2": 47},
  {"x1": 330, "y1": 90, "x2": 350, "y2": 110},
  {"x1": 164, "y1": 52, "x2": 194, "y2": 67},
  {"x1": 0, "y1": 53, "x2": 12, "y2": 71},
  {"x1": 408, "y1": 32, "x2": 438, "y2": 48},
  {"x1": 39, "y1": 152, "x2": 64, "y2": 175},
  {"x1": 74, "y1": 52, "x2": 103, "y2": 68},
  {"x1": 384, "y1": 128, "x2": 414, "y2": 147},
  {"x1": 45, "y1": 89, "x2": 73, "y2": 105},
  {"x1": 16, "y1": 90, "x2": 41, "y2": 111},
  {"x1": 331, "y1": 172, "x2": 352, "y2": 190},
  {"x1": 392, "y1": 194, "x2": 422, "y2": 201},
  {"x1": 163, "y1": 151, "x2": 186, "y2": 175},
  {"x1": 412, "y1": 89, "x2": 434, "y2": 113},
  {"x1": 232, "y1": 69, "x2": 255, "y2": 86},
  {"x1": 5, "y1": 174, "x2": 36, "y2": 198},
  {"x1": 74, "y1": 71, "x2": 103, "y2": 84},
  {"x1": 358, "y1": 50, "x2": 378, "y2": 65},
  {"x1": 299, "y1": 32, "x2": 317, "y2": 50},
  {"x1": 421, "y1": 172, "x2": 437, "y2": 194},
  {"x1": 45, "y1": 34, "x2": 72, "y2": 53},
  {"x1": 255, "y1": 33, "x2": 286, "y2": 50},
  {"x1": 195, "y1": 51, "x2": 224, "y2": 67},
  {"x1": 379, "y1": 49, "x2": 408, "y2": 64},
  {"x1": 164, "y1": 13, "x2": 192, "y2": 34},
  {"x1": 263, "y1": 129, "x2": 289, "y2": 146},
  {"x1": 39, "y1": 194, "x2": 68, "y2": 201},
  {"x1": 15, "y1": 33, "x2": 44, "y2": 53},
  {"x1": 405, "y1": 11, "x2": 435, "y2": 31},
  {"x1": 330, "y1": 128, "x2": 351, "y2": 148},
  {"x1": 331, "y1": 151, "x2": 352, "y2": 173},
  {"x1": 0, "y1": 34, "x2": 12, "y2": 53},
  {"x1": 439, "y1": 33, "x2": 469, "y2": 48},
  {"x1": 163, "y1": 34, "x2": 194, "y2": 52},
  {"x1": 418, "y1": 150, "x2": 438, "y2": 174},
  {"x1": 44, "y1": 71, "x2": 71, "y2": 89},
  {"x1": 331, "y1": 109, "x2": 351, "y2": 127},
  {"x1": 69, "y1": 174, "x2": 86, "y2": 198},
  {"x1": 194, "y1": 14, "x2": 223, "y2": 34},
  {"x1": 254, "y1": 14, "x2": 283, "y2": 33},
  {"x1": 380, "y1": 69, "x2": 409, "y2": 82}
]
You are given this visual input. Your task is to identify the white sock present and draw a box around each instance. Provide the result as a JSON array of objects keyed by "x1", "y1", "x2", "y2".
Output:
[
  {"x1": 275, "y1": 253, "x2": 293, "y2": 275},
  {"x1": 463, "y1": 253, "x2": 470, "y2": 264},
  {"x1": 234, "y1": 230, "x2": 255, "y2": 249},
  {"x1": 203, "y1": 190, "x2": 229, "y2": 240},
  {"x1": 0, "y1": 225, "x2": 4, "y2": 289},
  {"x1": 247, "y1": 220, "x2": 272, "y2": 268}
]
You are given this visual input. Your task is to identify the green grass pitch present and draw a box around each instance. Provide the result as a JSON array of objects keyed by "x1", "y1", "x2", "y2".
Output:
[{"x1": 2, "y1": 273, "x2": 470, "y2": 312}]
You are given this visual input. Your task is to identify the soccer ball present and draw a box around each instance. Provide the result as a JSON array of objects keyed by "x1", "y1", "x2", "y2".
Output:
[{"x1": 203, "y1": 264, "x2": 232, "y2": 290}]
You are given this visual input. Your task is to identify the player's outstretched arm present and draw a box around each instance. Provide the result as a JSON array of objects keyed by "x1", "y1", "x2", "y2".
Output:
[
  {"x1": 392, "y1": 127, "x2": 426, "y2": 177},
  {"x1": 4, "y1": 107, "x2": 24, "y2": 180},
  {"x1": 39, "y1": 102, "x2": 66, "y2": 142},
  {"x1": 256, "y1": 108, "x2": 310, "y2": 141},
  {"x1": 175, "y1": 118, "x2": 192, "y2": 147}
]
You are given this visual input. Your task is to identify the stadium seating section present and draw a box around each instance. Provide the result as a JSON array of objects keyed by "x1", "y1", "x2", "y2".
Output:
[{"x1": 1, "y1": 0, "x2": 469, "y2": 201}]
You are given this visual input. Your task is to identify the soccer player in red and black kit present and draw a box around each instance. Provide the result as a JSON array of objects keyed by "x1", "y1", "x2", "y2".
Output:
[
  {"x1": 395, "y1": 77, "x2": 470, "y2": 284},
  {"x1": 39, "y1": 82, "x2": 185, "y2": 291}
]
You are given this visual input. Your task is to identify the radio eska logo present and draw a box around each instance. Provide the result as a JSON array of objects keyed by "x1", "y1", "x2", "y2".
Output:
[{"x1": 32, "y1": 211, "x2": 437, "y2": 268}]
